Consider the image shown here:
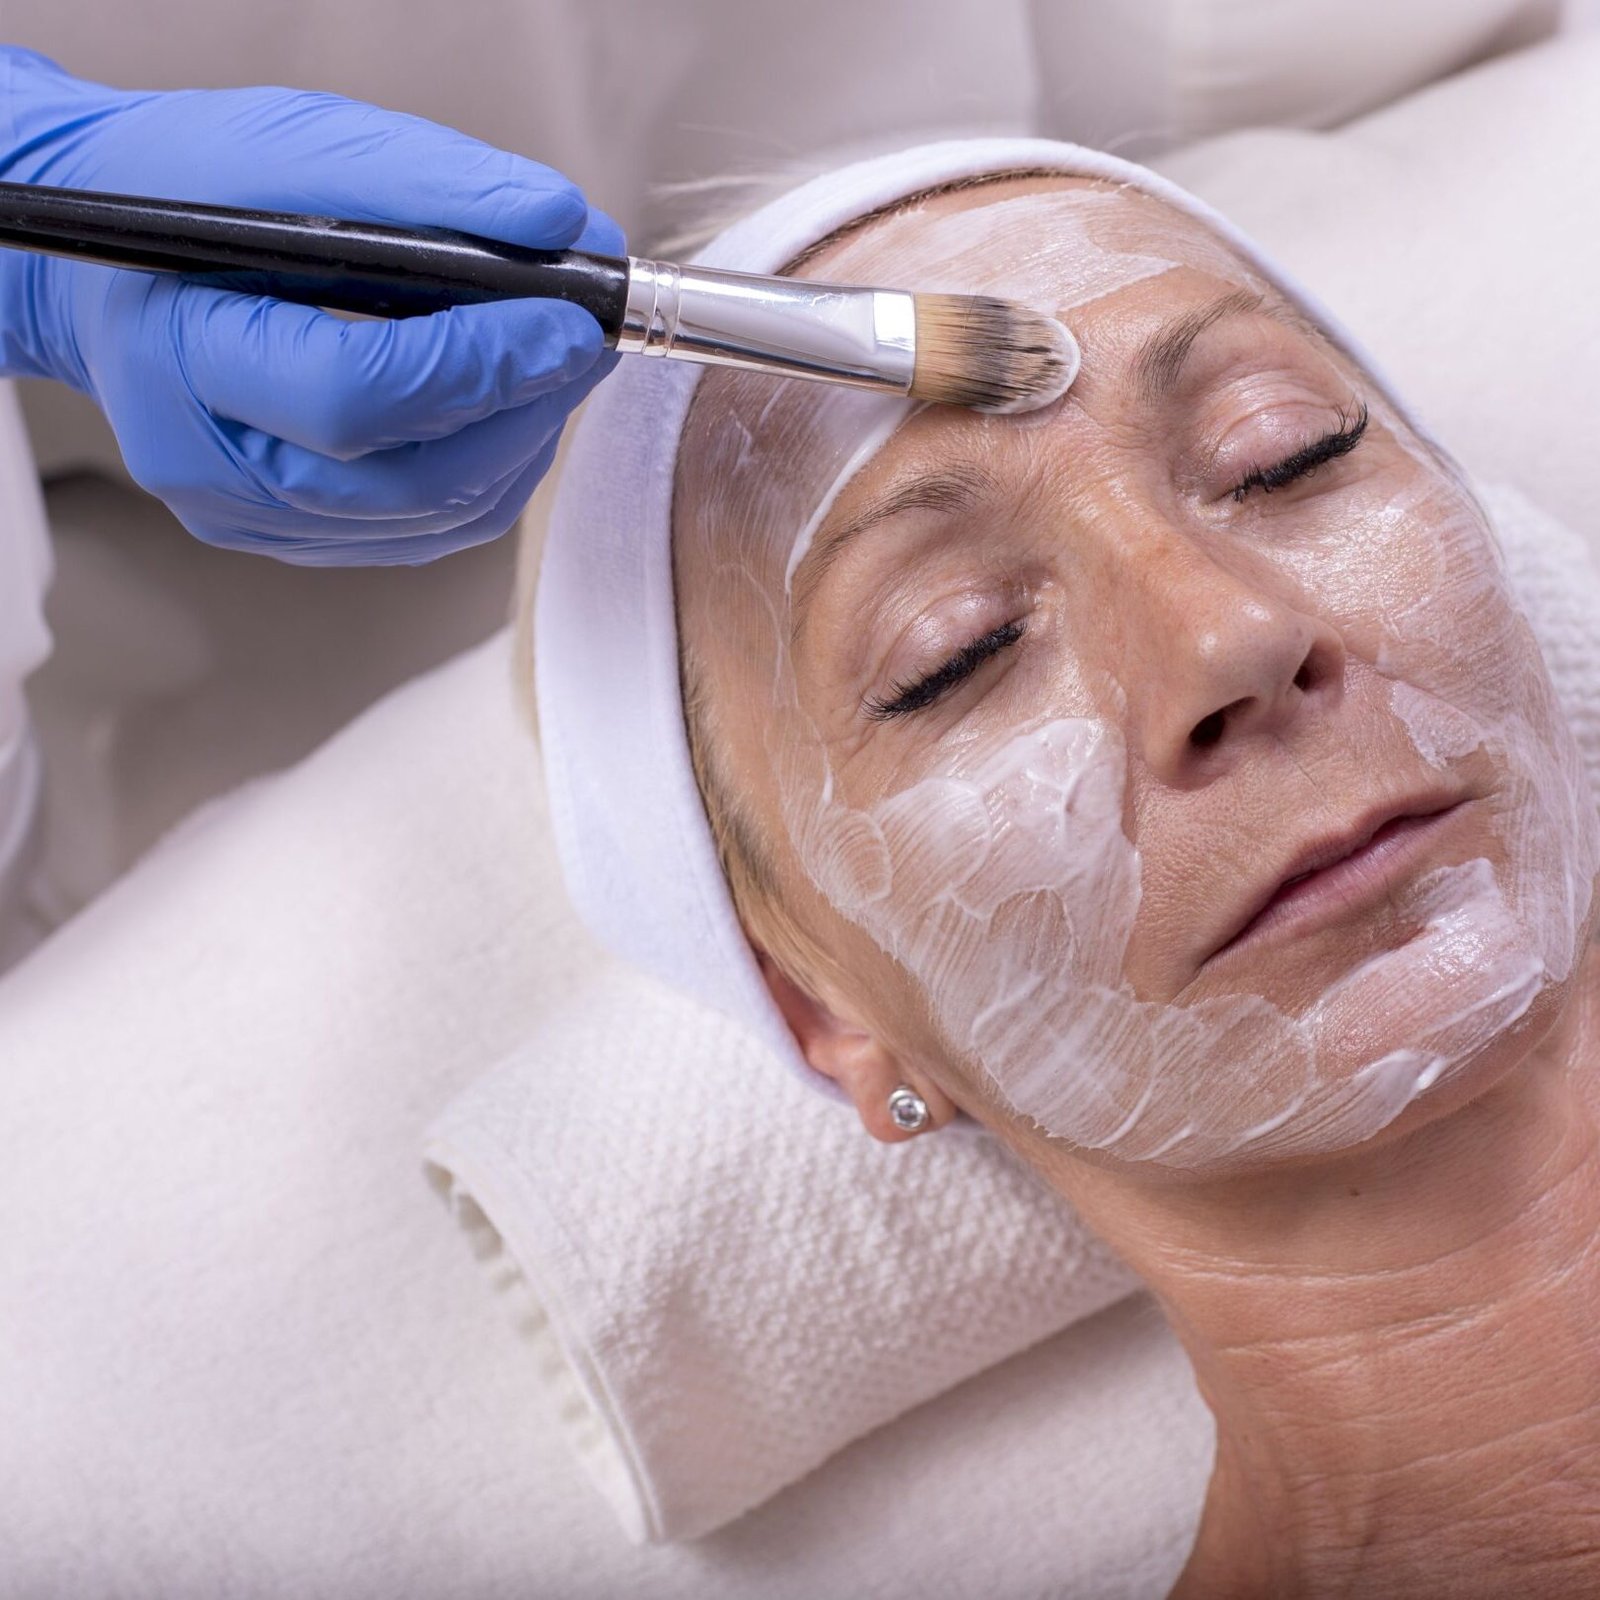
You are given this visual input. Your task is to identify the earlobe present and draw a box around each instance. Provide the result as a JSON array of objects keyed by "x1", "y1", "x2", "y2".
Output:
[{"x1": 755, "y1": 948, "x2": 955, "y2": 1142}]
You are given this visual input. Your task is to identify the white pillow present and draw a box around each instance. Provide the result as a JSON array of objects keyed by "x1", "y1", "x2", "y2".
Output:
[
  {"x1": 0, "y1": 628, "x2": 1213, "y2": 1600},
  {"x1": 1035, "y1": 0, "x2": 1558, "y2": 155},
  {"x1": 1154, "y1": 32, "x2": 1600, "y2": 544}
]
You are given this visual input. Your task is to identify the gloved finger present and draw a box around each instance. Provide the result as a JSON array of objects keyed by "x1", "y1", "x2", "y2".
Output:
[
  {"x1": 217, "y1": 374, "x2": 596, "y2": 520},
  {"x1": 188, "y1": 436, "x2": 560, "y2": 568},
  {"x1": 119, "y1": 87, "x2": 594, "y2": 252},
  {"x1": 314, "y1": 441, "x2": 557, "y2": 567},
  {"x1": 153, "y1": 377, "x2": 581, "y2": 551},
  {"x1": 572, "y1": 204, "x2": 627, "y2": 259},
  {"x1": 166, "y1": 278, "x2": 609, "y2": 456}
]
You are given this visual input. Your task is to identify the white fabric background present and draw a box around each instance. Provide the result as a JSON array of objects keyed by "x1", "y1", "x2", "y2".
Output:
[
  {"x1": 0, "y1": 0, "x2": 1555, "y2": 247},
  {"x1": 0, "y1": 0, "x2": 1559, "y2": 477}
]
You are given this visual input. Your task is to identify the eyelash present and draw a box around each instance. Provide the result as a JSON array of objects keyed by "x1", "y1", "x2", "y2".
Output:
[
  {"x1": 863, "y1": 403, "x2": 1372, "y2": 722},
  {"x1": 864, "y1": 619, "x2": 1026, "y2": 722},
  {"x1": 1228, "y1": 401, "x2": 1369, "y2": 502}
]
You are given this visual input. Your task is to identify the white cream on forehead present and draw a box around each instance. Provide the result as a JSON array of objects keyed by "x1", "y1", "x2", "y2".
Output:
[
  {"x1": 699, "y1": 183, "x2": 1599, "y2": 1171},
  {"x1": 785, "y1": 407, "x2": 908, "y2": 593},
  {"x1": 781, "y1": 188, "x2": 1195, "y2": 591}
]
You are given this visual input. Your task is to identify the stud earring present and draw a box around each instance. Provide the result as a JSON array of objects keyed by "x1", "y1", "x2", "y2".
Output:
[{"x1": 887, "y1": 1083, "x2": 931, "y2": 1134}]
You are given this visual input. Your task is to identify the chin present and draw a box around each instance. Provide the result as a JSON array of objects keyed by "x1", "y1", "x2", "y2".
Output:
[
  {"x1": 1384, "y1": 933, "x2": 1598, "y2": 1135},
  {"x1": 1363, "y1": 992, "x2": 1566, "y2": 1149}
]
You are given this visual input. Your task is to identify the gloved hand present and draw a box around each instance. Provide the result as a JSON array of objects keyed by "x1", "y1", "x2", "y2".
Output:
[{"x1": 0, "y1": 47, "x2": 623, "y2": 564}]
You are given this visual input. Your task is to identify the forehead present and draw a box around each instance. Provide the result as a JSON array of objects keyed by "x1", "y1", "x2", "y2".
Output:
[
  {"x1": 672, "y1": 174, "x2": 1273, "y2": 599},
  {"x1": 804, "y1": 172, "x2": 1229, "y2": 290}
]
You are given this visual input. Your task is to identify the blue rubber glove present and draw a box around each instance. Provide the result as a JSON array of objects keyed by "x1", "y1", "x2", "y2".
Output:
[{"x1": 0, "y1": 48, "x2": 623, "y2": 564}]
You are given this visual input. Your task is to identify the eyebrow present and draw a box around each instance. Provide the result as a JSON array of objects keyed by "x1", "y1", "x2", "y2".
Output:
[
  {"x1": 1132, "y1": 287, "x2": 1324, "y2": 401},
  {"x1": 790, "y1": 288, "x2": 1313, "y2": 624},
  {"x1": 788, "y1": 461, "x2": 998, "y2": 623}
]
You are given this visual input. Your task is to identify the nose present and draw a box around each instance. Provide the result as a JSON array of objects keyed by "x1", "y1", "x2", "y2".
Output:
[{"x1": 1123, "y1": 541, "x2": 1345, "y2": 783}]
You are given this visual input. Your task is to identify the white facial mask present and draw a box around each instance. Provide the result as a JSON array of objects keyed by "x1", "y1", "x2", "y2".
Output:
[{"x1": 675, "y1": 184, "x2": 1600, "y2": 1172}]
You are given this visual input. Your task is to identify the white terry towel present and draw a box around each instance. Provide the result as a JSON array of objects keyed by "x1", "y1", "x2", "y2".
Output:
[
  {"x1": 425, "y1": 478, "x2": 1600, "y2": 1548},
  {"x1": 424, "y1": 979, "x2": 1138, "y2": 1545}
]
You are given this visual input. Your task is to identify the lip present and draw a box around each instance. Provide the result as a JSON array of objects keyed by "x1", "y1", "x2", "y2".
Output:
[{"x1": 1204, "y1": 794, "x2": 1471, "y2": 966}]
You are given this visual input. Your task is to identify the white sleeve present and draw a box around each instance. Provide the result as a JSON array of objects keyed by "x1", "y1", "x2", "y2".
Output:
[{"x1": 0, "y1": 380, "x2": 51, "y2": 936}]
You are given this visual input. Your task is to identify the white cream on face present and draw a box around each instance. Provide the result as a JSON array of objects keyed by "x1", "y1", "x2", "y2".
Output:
[
  {"x1": 786, "y1": 471, "x2": 1596, "y2": 1165},
  {"x1": 678, "y1": 184, "x2": 1600, "y2": 1172}
]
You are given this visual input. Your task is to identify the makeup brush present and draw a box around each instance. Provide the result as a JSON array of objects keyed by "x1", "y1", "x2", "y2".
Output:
[{"x1": 0, "y1": 181, "x2": 1080, "y2": 414}]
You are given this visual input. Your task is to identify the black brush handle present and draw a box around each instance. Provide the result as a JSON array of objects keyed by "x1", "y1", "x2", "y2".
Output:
[{"x1": 0, "y1": 180, "x2": 633, "y2": 334}]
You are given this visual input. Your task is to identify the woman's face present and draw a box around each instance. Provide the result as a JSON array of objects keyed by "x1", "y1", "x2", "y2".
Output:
[{"x1": 673, "y1": 175, "x2": 1600, "y2": 1174}]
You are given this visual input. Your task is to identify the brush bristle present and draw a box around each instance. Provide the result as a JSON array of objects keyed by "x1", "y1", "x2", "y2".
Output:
[{"x1": 909, "y1": 294, "x2": 1081, "y2": 414}]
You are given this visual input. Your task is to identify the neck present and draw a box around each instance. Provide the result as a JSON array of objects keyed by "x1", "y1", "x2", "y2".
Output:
[{"x1": 1053, "y1": 945, "x2": 1600, "y2": 1599}]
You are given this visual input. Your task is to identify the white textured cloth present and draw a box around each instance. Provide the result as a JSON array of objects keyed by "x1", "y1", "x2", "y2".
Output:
[
  {"x1": 424, "y1": 979, "x2": 1137, "y2": 1543},
  {"x1": 535, "y1": 136, "x2": 1453, "y2": 1101},
  {"x1": 1488, "y1": 483, "x2": 1600, "y2": 793}
]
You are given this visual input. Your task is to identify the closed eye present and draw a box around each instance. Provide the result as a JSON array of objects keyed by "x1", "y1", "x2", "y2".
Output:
[
  {"x1": 1230, "y1": 402, "x2": 1369, "y2": 502},
  {"x1": 855, "y1": 406, "x2": 1366, "y2": 722},
  {"x1": 863, "y1": 619, "x2": 1025, "y2": 721}
]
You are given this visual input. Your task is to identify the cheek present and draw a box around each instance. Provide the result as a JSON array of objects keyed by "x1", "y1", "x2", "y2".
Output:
[
  {"x1": 789, "y1": 716, "x2": 1144, "y2": 1057},
  {"x1": 1240, "y1": 431, "x2": 1509, "y2": 685},
  {"x1": 759, "y1": 804, "x2": 974, "y2": 1076},
  {"x1": 1255, "y1": 444, "x2": 1561, "y2": 790}
]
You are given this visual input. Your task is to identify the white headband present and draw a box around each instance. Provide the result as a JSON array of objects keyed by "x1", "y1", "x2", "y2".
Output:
[{"x1": 534, "y1": 137, "x2": 1436, "y2": 1101}]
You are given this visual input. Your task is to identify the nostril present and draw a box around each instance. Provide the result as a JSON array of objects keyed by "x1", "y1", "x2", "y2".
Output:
[{"x1": 1186, "y1": 643, "x2": 1328, "y2": 757}]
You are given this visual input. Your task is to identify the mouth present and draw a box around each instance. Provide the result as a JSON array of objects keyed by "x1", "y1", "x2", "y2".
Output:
[{"x1": 1203, "y1": 793, "x2": 1472, "y2": 967}]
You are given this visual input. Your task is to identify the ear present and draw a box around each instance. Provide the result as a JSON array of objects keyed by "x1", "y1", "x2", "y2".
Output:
[{"x1": 755, "y1": 949, "x2": 958, "y2": 1142}]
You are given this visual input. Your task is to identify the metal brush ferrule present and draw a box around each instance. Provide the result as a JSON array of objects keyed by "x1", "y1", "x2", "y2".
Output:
[{"x1": 615, "y1": 257, "x2": 916, "y2": 395}]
